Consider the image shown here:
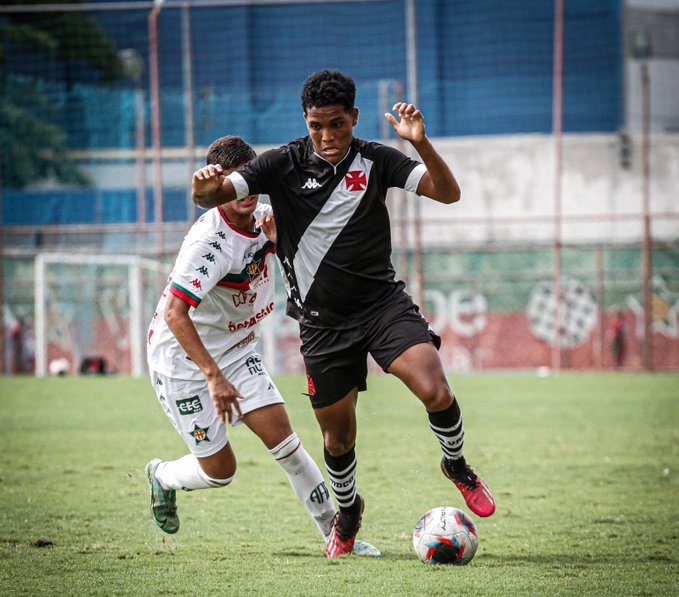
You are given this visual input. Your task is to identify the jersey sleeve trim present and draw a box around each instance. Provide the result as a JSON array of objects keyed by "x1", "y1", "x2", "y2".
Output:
[
  {"x1": 169, "y1": 282, "x2": 201, "y2": 308},
  {"x1": 227, "y1": 171, "x2": 250, "y2": 200},
  {"x1": 405, "y1": 163, "x2": 427, "y2": 193}
]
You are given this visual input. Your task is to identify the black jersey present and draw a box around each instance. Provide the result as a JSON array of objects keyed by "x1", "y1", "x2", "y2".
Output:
[{"x1": 232, "y1": 136, "x2": 425, "y2": 328}]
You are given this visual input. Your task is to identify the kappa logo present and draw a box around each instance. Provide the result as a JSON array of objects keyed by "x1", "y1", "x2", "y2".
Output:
[{"x1": 302, "y1": 178, "x2": 322, "y2": 189}]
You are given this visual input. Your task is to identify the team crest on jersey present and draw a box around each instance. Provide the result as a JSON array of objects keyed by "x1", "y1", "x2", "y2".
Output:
[
  {"x1": 189, "y1": 424, "x2": 211, "y2": 445},
  {"x1": 246, "y1": 262, "x2": 260, "y2": 279},
  {"x1": 345, "y1": 170, "x2": 367, "y2": 191}
]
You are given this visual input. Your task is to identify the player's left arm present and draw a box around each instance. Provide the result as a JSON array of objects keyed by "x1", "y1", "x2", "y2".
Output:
[
  {"x1": 385, "y1": 102, "x2": 460, "y2": 204},
  {"x1": 164, "y1": 294, "x2": 243, "y2": 424}
]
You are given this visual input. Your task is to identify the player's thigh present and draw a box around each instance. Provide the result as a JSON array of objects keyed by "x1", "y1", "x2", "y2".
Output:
[
  {"x1": 226, "y1": 348, "x2": 285, "y2": 428},
  {"x1": 387, "y1": 342, "x2": 453, "y2": 411},
  {"x1": 300, "y1": 325, "x2": 368, "y2": 409},
  {"x1": 368, "y1": 301, "x2": 441, "y2": 373},
  {"x1": 149, "y1": 370, "x2": 228, "y2": 457}
]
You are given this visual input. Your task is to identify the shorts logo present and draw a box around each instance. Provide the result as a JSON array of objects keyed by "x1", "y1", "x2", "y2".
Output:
[
  {"x1": 246, "y1": 355, "x2": 264, "y2": 376},
  {"x1": 189, "y1": 424, "x2": 211, "y2": 445},
  {"x1": 176, "y1": 396, "x2": 203, "y2": 415},
  {"x1": 306, "y1": 373, "x2": 316, "y2": 397}
]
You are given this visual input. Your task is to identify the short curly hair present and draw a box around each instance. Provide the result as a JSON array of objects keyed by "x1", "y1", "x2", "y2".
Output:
[
  {"x1": 205, "y1": 135, "x2": 256, "y2": 168},
  {"x1": 300, "y1": 70, "x2": 356, "y2": 113}
]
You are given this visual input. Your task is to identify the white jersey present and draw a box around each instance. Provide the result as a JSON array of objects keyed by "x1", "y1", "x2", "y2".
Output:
[{"x1": 147, "y1": 203, "x2": 275, "y2": 380}]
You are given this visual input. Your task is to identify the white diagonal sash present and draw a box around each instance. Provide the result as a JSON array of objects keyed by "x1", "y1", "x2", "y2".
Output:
[{"x1": 294, "y1": 154, "x2": 373, "y2": 301}]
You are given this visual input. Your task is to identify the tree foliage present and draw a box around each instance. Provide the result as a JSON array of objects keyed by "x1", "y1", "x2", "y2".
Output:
[{"x1": 0, "y1": 0, "x2": 124, "y2": 189}]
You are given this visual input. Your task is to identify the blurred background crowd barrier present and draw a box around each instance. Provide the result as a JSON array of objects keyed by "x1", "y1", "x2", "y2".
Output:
[{"x1": 1, "y1": 0, "x2": 678, "y2": 375}]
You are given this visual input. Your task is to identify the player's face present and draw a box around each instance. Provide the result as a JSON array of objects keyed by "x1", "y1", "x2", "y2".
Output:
[
  {"x1": 304, "y1": 104, "x2": 358, "y2": 164},
  {"x1": 220, "y1": 163, "x2": 258, "y2": 227}
]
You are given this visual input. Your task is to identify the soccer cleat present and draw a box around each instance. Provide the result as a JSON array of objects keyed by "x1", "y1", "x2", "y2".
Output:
[
  {"x1": 352, "y1": 539, "x2": 381, "y2": 557},
  {"x1": 145, "y1": 459, "x2": 179, "y2": 534},
  {"x1": 441, "y1": 458, "x2": 496, "y2": 518},
  {"x1": 325, "y1": 495, "x2": 365, "y2": 558}
]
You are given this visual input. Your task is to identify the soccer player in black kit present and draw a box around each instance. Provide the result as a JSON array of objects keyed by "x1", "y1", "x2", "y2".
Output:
[{"x1": 192, "y1": 70, "x2": 495, "y2": 558}]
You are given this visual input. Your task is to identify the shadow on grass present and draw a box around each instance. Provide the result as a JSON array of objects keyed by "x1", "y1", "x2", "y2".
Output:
[
  {"x1": 472, "y1": 553, "x2": 677, "y2": 566},
  {"x1": 271, "y1": 549, "x2": 677, "y2": 566}
]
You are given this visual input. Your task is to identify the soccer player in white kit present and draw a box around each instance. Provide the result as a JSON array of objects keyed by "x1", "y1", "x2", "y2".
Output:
[{"x1": 145, "y1": 135, "x2": 378, "y2": 555}]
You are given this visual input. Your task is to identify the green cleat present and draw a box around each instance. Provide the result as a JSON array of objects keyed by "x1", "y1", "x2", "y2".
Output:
[{"x1": 145, "y1": 459, "x2": 179, "y2": 534}]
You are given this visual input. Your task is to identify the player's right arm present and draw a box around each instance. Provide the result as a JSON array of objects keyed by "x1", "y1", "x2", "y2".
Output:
[
  {"x1": 191, "y1": 164, "x2": 237, "y2": 209},
  {"x1": 164, "y1": 293, "x2": 242, "y2": 423}
]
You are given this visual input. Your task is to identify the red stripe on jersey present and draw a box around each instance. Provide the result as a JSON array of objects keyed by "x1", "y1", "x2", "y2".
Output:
[
  {"x1": 216, "y1": 278, "x2": 250, "y2": 290},
  {"x1": 169, "y1": 283, "x2": 201, "y2": 308}
]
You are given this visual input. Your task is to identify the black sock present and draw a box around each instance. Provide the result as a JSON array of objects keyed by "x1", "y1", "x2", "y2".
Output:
[
  {"x1": 324, "y1": 447, "x2": 357, "y2": 511},
  {"x1": 428, "y1": 400, "x2": 465, "y2": 464}
]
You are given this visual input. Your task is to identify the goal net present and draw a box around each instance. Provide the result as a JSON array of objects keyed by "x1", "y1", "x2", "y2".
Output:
[{"x1": 34, "y1": 253, "x2": 164, "y2": 378}]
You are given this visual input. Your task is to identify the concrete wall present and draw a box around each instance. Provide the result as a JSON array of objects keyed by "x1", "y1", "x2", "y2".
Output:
[
  {"x1": 78, "y1": 131, "x2": 679, "y2": 247},
  {"x1": 416, "y1": 132, "x2": 679, "y2": 246}
]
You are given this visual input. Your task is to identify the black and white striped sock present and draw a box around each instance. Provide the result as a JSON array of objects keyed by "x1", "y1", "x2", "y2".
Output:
[
  {"x1": 428, "y1": 400, "x2": 465, "y2": 465},
  {"x1": 324, "y1": 447, "x2": 357, "y2": 511}
]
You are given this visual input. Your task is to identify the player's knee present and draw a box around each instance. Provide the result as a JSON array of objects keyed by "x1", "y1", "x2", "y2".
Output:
[
  {"x1": 323, "y1": 433, "x2": 354, "y2": 456},
  {"x1": 419, "y1": 383, "x2": 453, "y2": 412},
  {"x1": 200, "y1": 459, "x2": 237, "y2": 483}
]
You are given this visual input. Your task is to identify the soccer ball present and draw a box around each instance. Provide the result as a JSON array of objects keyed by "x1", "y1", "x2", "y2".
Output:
[
  {"x1": 48, "y1": 357, "x2": 70, "y2": 376},
  {"x1": 412, "y1": 506, "x2": 478, "y2": 565}
]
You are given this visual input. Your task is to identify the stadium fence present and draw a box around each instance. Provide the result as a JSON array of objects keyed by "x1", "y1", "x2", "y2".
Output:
[{"x1": 1, "y1": 0, "x2": 678, "y2": 374}]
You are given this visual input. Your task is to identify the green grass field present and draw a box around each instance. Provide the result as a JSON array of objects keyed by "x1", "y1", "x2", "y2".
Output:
[{"x1": 1, "y1": 372, "x2": 678, "y2": 596}]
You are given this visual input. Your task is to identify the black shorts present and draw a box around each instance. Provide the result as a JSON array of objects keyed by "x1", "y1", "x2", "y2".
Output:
[{"x1": 299, "y1": 296, "x2": 441, "y2": 409}]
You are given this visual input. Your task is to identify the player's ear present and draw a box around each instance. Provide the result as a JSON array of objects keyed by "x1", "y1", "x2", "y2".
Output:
[{"x1": 352, "y1": 107, "x2": 359, "y2": 127}]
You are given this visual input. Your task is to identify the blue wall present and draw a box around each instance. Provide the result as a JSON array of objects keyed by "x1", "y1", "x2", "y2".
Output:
[
  {"x1": 2, "y1": 0, "x2": 623, "y2": 226},
  {"x1": 52, "y1": 0, "x2": 623, "y2": 148}
]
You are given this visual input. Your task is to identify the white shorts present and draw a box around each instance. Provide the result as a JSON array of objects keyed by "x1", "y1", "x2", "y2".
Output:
[{"x1": 149, "y1": 347, "x2": 284, "y2": 457}]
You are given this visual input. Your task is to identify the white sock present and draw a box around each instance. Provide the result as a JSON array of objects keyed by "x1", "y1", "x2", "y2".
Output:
[
  {"x1": 155, "y1": 454, "x2": 234, "y2": 491},
  {"x1": 270, "y1": 433, "x2": 337, "y2": 539}
]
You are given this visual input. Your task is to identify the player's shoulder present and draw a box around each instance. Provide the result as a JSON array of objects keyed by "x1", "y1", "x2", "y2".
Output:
[
  {"x1": 188, "y1": 206, "x2": 223, "y2": 234},
  {"x1": 184, "y1": 208, "x2": 234, "y2": 250}
]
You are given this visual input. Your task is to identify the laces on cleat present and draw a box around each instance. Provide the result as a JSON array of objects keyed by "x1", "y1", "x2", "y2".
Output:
[
  {"x1": 450, "y1": 466, "x2": 479, "y2": 489},
  {"x1": 441, "y1": 458, "x2": 496, "y2": 518}
]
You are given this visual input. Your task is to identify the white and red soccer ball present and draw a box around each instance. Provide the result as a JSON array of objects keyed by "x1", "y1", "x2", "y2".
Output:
[{"x1": 413, "y1": 506, "x2": 478, "y2": 565}]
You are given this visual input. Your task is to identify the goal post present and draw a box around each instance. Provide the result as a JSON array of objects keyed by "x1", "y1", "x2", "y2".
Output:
[{"x1": 34, "y1": 253, "x2": 164, "y2": 378}]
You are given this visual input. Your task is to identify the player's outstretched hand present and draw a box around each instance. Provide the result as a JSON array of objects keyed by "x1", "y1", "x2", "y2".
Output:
[
  {"x1": 384, "y1": 102, "x2": 426, "y2": 144},
  {"x1": 207, "y1": 373, "x2": 243, "y2": 424},
  {"x1": 192, "y1": 164, "x2": 225, "y2": 197},
  {"x1": 256, "y1": 212, "x2": 277, "y2": 244}
]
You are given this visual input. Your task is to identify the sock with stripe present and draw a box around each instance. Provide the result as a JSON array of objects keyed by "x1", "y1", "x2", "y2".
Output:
[
  {"x1": 154, "y1": 453, "x2": 234, "y2": 491},
  {"x1": 324, "y1": 446, "x2": 358, "y2": 513},
  {"x1": 428, "y1": 400, "x2": 468, "y2": 472},
  {"x1": 270, "y1": 432, "x2": 336, "y2": 539}
]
